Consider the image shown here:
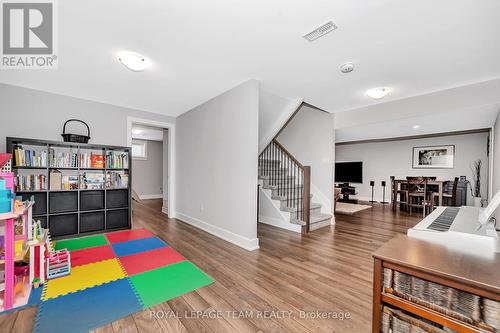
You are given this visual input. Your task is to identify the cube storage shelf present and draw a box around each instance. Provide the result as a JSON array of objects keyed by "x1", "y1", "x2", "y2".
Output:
[{"x1": 6, "y1": 137, "x2": 132, "y2": 239}]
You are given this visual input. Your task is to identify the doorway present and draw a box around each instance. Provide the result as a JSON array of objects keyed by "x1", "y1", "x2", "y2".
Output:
[{"x1": 127, "y1": 117, "x2": 176, "y2": 218}]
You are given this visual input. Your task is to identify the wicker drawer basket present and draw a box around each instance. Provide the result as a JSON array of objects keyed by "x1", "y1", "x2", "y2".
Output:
[
  {"x1": 382, "y1": 306, "x2": 457, "y2": 333},
  {"x1": 483, "y1": 298, "x2": 500, "y2": 331},
  {"x1": 385, "y1": 268, "x2": 491, "y2": 324}
]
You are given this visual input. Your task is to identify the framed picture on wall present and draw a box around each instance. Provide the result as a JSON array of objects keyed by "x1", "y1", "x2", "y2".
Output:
[{"x1": 412, "y1": 145, "x2": 455, "y2": 169}]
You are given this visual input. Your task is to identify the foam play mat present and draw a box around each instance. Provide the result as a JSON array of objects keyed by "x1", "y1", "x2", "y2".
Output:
[{"x1": 33, "y1": 228, "x2": 214, "y2": 333}]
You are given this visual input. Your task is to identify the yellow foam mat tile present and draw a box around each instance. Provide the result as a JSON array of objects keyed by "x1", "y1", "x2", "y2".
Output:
[{"x1": 42, "y1": 258, "x2": 126, "y2": 301}]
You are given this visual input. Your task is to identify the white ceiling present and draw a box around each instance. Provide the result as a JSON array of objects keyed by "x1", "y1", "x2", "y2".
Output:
[
  {"x1": 335, "y1": 78, "x2": 500, "y2": 142},
  {"x1": 1, "y1": 0, "x2": 499, "y2": 117}
]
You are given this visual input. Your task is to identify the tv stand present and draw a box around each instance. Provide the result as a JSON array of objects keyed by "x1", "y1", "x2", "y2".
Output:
[{"x1": 336, "y1": 183, "x2": 358, "y2": 204}]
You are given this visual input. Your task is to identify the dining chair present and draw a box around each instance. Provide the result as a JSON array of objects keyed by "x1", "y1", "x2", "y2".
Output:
[
  {"x1": 430, "y1": 177, "x2": 459, "y2": 211},
  {"x1": 407, "y1": 176, "x2": 430, "y2": 217},
  {"x1": 391, "y1": 176, "x2": 408, "y2": 212}
]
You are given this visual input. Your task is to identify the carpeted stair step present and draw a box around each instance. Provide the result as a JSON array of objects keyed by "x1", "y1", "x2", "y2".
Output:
[
  {"x1": 272, "y1": 193, "x2": 313, "y2": 201},
  {"x1": 261, "y1": 176, "x2": 296, "y2": 187},
  {"x1": 281, "y1": 202, "x2": 322, "y2": 216},
  {"x1": 309, "y1": 213, "x2": 333, "y2": 230},
  {"x1": 289, "y1": 213, "x2": 332, "y2": 229},
  {"x1": 270, "y1": 185, "x2": 304, "y2": 197}
]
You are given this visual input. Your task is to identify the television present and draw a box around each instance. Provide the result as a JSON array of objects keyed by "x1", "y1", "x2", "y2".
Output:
[{"x1": 335, "y1": 162, "x2": 363, "y2": 184}]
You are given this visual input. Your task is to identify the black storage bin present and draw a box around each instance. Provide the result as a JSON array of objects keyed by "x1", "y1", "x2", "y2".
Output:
[
  {"x1": 106, "y1": 189, "x2": 128, "y2": 209},
  {"x1": 49, "y1": 191, "x2": 78, "y2": 213},
  {"x1": 80, "y1": 190, "x2": 104, "y2": 211},
  {"x1": 106, "y1": 209, "x2": 129, "y2": 229},
  {"x1": 49, "y1": 213, "x2": 78, "y2": 237},
  {"x1": 20, "y1": 192, "x2": 47, "y2": 215},
  {"x1": 80, "y1": 211, "x2": 105, "y2": 233}
]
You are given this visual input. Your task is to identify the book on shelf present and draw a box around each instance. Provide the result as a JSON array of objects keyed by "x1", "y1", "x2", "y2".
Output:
[
  {"x1": 14, "y1": 174, "x2": 47, "y2": 192},
  {"x1": 13, "y1": 146, "x2": 47, "y2": 167},
  {"x1": 106, "y1": 171, "x2": 129, "y2": 189},
  {"x1": 62, "y1": 175, "x2": 79, "y2": 190},
  {"x1": 49, "y1": 148, "x2": 78, "y2": 168},
  {"x1": 80, "y1": 172, "x2": 105, "y2": 190},
  {"x1": 80, "y1": 153, "x2": 104, "y2": 169},
  {"x1": 106, "y1": 151, "x2": 129, "y2": 169}
]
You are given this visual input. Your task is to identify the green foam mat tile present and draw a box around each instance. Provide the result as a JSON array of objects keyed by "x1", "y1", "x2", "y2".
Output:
[
  {"x1": 55, "y1": 234, "x2": 108, "y2": 251},
  {"x1": 129, "y1": 261, "x2": 214, "y2": 308}
]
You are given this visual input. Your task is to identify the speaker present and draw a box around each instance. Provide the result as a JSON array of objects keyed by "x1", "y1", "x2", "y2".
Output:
[
  {"x1": 369, "y1": 180, "x2": 376, "y2": 203},
  {"x1": 381, "y1": 180, "x2": 388, "y2": 204}
]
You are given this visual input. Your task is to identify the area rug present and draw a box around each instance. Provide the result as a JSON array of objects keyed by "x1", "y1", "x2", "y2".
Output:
[
  {"x1": 33, "y1": 228, "x2": 214, "y2": 333},
  {"x1": 335, "y1": 202, "x2": 372, "y2": 215}
]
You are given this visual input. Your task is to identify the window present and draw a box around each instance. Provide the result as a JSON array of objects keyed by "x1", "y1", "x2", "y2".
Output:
[{"x1": 132, "y1": 140, "x2": 147, "y2": 160}]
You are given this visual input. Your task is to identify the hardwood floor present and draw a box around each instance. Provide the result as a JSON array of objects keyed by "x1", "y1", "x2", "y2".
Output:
[{"x1": 0, "y1": 200, "x2": 420, "y2": 333}]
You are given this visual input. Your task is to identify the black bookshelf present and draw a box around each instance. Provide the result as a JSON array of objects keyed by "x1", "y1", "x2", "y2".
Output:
[{"x1": 6, "y1": 137, "x2": 132, "y2": 239}]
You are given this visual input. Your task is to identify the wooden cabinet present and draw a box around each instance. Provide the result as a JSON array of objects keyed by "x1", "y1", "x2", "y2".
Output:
[{"x1": 372, "y1": 235, "x2": 500, "y2": 333}]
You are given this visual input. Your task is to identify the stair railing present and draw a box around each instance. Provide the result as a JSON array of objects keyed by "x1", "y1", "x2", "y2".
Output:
[{"x1": 258, "y1": 139, "x2": 311, "y2": 234}]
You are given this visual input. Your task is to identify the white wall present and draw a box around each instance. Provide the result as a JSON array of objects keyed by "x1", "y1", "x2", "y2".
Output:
[
  {"x1": 335, "y1": 132, "x2": 489, "y2": 204},
  {"x1": 132, "y1": 139, "x2": 163, "y2": 198},
  {"x1": 175, "y1": 80, "x2": 260, "y2": 251},
  {"x1": 0, "y1": 83, "x2": 175, "y2": 152},
  {"x1": 492, "y1": 111, "x2": 500, "y2": 221},
  {"x1": 258, "y1": 89, "x2": 302, "y2": 153},
  {"x1": 162, "y1": 129, "x2": 169, "y2": 212},
  {"x1": 276, "y1": 105, "x2": 335, "y2": 213}
]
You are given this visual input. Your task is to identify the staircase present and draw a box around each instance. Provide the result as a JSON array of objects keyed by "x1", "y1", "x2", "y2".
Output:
[{"x1": 258, "y1": 140, "x2": 332, "y2": 233}]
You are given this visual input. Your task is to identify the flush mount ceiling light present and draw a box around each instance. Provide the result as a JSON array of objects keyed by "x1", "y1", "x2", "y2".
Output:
[
  {"x1": 117, "y1": 51, "x2": 152, "y2": 72},
  {"x1": 412, "y1": 125, "x2": 421, "y2": 130},
  {"x1": 366, "y1": 87, "x2": 391, "y2": 99},
  {"x1": 340, "y1": 62, "x2": 354, "y2": 73},
  {"x1": 303, "y1": 21, "x2": 337, "y2": 41}
]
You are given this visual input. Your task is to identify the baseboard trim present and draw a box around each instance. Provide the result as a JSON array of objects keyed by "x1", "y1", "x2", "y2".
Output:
[
  {"x1": 139, "y1": 194, "x2": 163, "y2": 200},
  {"x1": 258, "y1": 215, "x2": 301, "y2": 233},
  {"x1": 176, "y1": 212, "x2": 260, "y2": 251},
  {"x1": 161, "y1": 206, "x2": 168, "y2": 216}
]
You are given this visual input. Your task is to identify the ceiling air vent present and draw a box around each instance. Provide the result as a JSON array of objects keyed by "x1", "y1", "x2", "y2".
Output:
[{"x1": 303, "y1": 21, "x2": 337, "y2": 41}]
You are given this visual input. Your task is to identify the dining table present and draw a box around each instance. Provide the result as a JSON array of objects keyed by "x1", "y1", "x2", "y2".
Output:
[{"x1": 391, "y1": 178, "x2": 451, "y2": 212}]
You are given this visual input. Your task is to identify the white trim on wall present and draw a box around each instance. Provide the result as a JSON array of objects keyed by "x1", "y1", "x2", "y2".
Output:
[
  {"x1": 127, "y1": 116, "x2": 176, "y2": 218},
  {"x1": 138, "y1": 194, "x2": 163, "y2": 200},
  {"x1": 176, "y1": 212, "x2": 260, "y2": 251}
]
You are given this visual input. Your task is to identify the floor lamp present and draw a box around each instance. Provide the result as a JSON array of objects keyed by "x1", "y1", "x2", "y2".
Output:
[{"x1": 381, "y1": 181, "x2": 389, "y2": 204}]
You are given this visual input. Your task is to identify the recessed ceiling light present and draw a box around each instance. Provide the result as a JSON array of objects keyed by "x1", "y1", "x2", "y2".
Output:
[
  {"x1": 366, "y1": 87, "x2": 391, "y2": 99},
  {"x1": 117, "y1": 51, "x2": 152, "y2": 72},
  {"x1": 412, "y1": 125, "x2": 421, "y2": 130}
]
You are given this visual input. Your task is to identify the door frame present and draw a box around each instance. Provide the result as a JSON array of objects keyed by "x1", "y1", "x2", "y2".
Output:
[{"x1": 126, "y1": 116, "x2": 176, "y2": 218}]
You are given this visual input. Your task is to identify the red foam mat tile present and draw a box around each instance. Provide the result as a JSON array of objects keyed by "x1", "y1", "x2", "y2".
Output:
[
  {"x1": 105, "y1": 228, "x2": 155, "y2": 244},
  {"x1": 70, "y1": 245, "x2": 116, "y2": 267},
  {"x1": 118, "y1": 246, "x2": 186, "y2": 276}
]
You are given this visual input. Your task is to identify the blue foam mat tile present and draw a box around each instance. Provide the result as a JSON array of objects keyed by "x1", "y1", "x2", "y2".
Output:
[
  {"x1": 33, "y1": 278, "x2": 142, "y2": 333},
  {"x1": 28, "y1": 286, "x2": 44, "y2": 306},
  {"x1": 112, "y1": 236, "x2": 167, "y2": 257}
]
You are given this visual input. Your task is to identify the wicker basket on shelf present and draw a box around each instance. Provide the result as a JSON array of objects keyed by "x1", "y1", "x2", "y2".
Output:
[
  {"x1": 382, "y1": 306, "x2": 456, "y2": 333},
  {"x1": 483, "y1": 298, "x2": 500, "y2": 331},
  {"x1": 389, "y1": 270, "x2": 481, "y2": 324}
]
